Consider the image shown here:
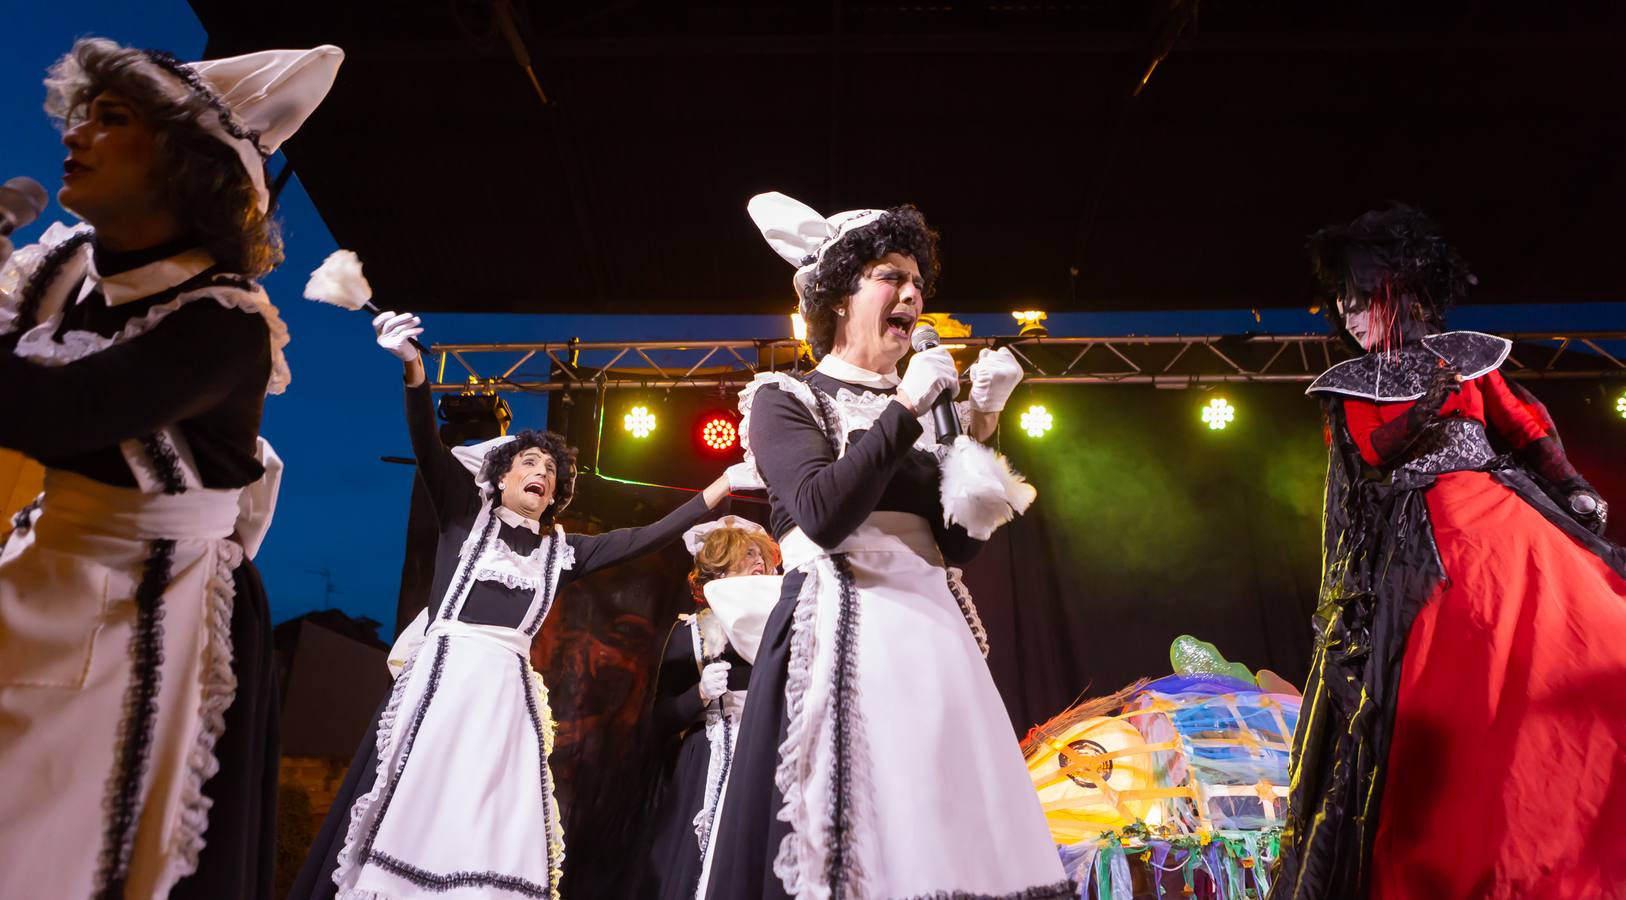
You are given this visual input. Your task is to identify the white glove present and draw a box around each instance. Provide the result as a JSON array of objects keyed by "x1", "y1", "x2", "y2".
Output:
[
  {"x1": 725, "y1": 461, "x2": 765, "y2": 491},
  {"x1": 896, "y1": 346, "x2": 959, "y2": 417},
  {"x1": 372, "y1": 310, "x2": 422, "y2": 363},
  {"x1": 968, "y1": 347, "x2": 1023, "y2": 413},
  {"x1": 698, "y1": 660, "x2": 731, "y2": 703}
]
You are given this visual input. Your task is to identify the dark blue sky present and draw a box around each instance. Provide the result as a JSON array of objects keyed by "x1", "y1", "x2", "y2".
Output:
[{"x1": 7, "y1": 3, "x2": 1621, "y2": 635}]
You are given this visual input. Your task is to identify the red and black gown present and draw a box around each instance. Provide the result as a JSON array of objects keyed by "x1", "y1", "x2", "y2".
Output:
[{"x1": 1274, "y1": 331, "x2": 1626, "y2": 899}]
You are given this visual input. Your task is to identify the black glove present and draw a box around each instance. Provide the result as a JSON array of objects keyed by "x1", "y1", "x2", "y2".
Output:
[
  {"x1": 1416, "y1": 364, "x2": 1463, "y2": 416},
  {"x1": 1521, "y1": 436, "x2": 1609, "y2": 536},
  {"x1": 1367, "y1": 365, "x2": 1462, "y2": 465}
]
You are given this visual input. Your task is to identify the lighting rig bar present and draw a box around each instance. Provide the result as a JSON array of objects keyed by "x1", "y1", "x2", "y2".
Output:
[{"x1": 426, "y1": 332, "x2": 1626, "y2": 394}]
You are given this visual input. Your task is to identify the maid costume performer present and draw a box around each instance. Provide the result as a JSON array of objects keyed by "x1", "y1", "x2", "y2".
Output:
[
  {"x1": 648, "y1": 516, "x2": 782, "y2": 899},
  {"x1": 704, "y1": 193, "x2": 1072, "y2": 899},
  {"x1": 0, "y1": 40, "x2": 340, "y2": 899},
  {"x1": 301, "y1": 309, "x2": 736, "y2": 900},
  {"x1": 1274, "y1": 205, "x2": 1626, "y2": 899}
]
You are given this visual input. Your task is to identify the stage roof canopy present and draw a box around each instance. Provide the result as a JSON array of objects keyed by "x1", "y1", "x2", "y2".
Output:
[{"x1": 190, "y1": 0, "x2": 1626, "y2": 316}]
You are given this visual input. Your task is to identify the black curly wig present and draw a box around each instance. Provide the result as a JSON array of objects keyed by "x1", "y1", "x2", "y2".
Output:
[
  {"x1": 799, "y1": 205, "x2": 940, "y2": 359},
  {"x1": 479, "y1": 429, "x2": 578, "y2": 524},
  {"x1": 1308, "y1": 203, "x2": 1476, "y2": 347}
]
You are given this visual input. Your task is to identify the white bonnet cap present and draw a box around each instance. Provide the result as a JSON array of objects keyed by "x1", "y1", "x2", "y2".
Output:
[
  {"x1": 746, "y1": 191, "x2": 884, "y2": 304},
  {"x1": 682, "y1": 514, "x2": 770, "y2": 557},
  {"x1": 143, "y1": 44, "x2": 344, "y2": 212}
]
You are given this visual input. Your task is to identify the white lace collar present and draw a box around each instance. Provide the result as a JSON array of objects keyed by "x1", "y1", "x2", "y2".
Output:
[
  {"x1": 84, "y1": 247, "x2": 216, "y2": 307},
  {"x1": 494, "y1": 505, "x2": 543, "y2": 534},
  {"x1": 815, "y1": 354, "x2": 900, "y2": 390}
]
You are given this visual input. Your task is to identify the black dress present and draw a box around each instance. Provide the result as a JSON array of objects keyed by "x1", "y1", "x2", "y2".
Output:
[
  {"x1": 0, "y1": 235, "x2": 280, "y2": 900},
  {"x1": 647, "y1": 614, "x2": 753, "y2": 899},
  {"x1": 703, "y1": 370, "x2": 997, "y2": 900},
  {"x1": 290, "y1": 380, "x2": 720, "y2": 898}
]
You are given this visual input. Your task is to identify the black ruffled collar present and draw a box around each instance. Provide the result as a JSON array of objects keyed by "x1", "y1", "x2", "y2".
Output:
[
  {"x1": 1306, "y1": 330, "x2": 1512, "y2": 401},
  {"x1": 92, "y1": 235, "x2": 201, "y2": 276}
]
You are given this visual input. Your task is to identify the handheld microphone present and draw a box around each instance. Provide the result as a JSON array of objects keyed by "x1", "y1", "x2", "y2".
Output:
[
  {"x1": 0, "y1": 177, "x2": 48, "y2": 237},
  {"x1": 909, "y1": 324, "x2": 962, "y2": 442}
]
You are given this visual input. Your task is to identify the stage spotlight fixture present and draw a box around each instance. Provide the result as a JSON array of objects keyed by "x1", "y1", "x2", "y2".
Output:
[
  {"x1": 623, "y1": 405, "x2": 657, "y2": 439},
  {"x1": 1616, "y1": 391, "x2": 1626, "y2": 420},
  {"x1": 1202, "y1": 398, "x2": 1236, "y2": 431},
  {"x1": 438, "y1": 390, "x2": 512, "y2": 444},
  {"x1": 1011, "y1": 310, "x2": 1048, "y2": 338},
  {"x1": 699, "y1": 413, "x2": 739, "y2": 452},
  {"x1": 1019, "y1": 404, "x2": 1054, "y2": 438}
]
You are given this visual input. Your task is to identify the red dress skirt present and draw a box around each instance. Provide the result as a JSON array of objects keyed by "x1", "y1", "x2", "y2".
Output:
[
  {"x1": 1342, "y1": 376, "x2": 1626, "y2": 897},
  {"x1": 1370, "y1": 471, "x2": 1626, "y2": 897}
]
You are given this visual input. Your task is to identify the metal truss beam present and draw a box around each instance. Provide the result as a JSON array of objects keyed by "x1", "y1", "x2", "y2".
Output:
[{"x1": 426, "y1": 332, "x2": 1626, "y2": 393}]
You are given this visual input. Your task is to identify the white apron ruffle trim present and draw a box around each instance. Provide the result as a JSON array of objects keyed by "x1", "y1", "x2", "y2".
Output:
[
  {"x1": 0, "y1": 222, "x2": 292, "y2": 395},
  {"x1": 165, "y1": 538, "x2": 244, "y2": 889}
]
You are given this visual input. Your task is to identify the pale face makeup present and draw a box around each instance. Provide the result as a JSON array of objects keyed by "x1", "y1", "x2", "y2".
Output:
[
  {"x1": 828, "y1": 252, "x2": 925, "y2": 374},
  {"x1": 498, "y1": 447, "x2": 558, "y2": 520},
  {"x1": 1336, "y1": 296, "x2": 1378, "y2": 351}
]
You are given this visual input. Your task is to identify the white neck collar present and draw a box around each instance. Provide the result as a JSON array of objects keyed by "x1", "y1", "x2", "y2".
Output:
[
  {"x1": 84, "y1": 247, "x2": 216, "y2": 307},
  {"x1": 494, "y1": 504, "x2": 543, "y2": 534},
  {"x1": 816, "y1": 353, "x2": 900, "y2": 389}
]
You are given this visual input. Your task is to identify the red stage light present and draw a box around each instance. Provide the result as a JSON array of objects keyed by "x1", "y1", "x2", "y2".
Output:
[{"x1": 699, "y1": 414, "x2": 738, "y2": 452}]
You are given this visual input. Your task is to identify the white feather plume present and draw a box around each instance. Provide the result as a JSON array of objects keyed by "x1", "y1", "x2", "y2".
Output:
[
  {"x1": 938, "y1": 435, "x2": 1038, "y2": 541},
  {"x1": 303, "y1": 249, "x2": 373, "y2": 310}
]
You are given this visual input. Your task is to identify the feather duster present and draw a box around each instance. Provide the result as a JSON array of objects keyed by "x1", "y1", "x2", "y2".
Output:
[
  {"x1": 938, "y1": 434, "x2": 1038, "y2": 541},
  {"x1": 303, "y1": 249, "x2": 376, "y2": 311},
  {"x1": 303, "y1": 248, "x2": 427, "y2": 353}
]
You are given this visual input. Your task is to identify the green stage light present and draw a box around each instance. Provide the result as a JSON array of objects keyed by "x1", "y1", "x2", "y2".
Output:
[
  {"x1": 1616, "y1": 392, "x2": 1626, "y2": 420},
  {"x1": 1019, "y1": 404, "x2": 1054, "y2": 438},
  {"x1": 1202, "y1": 398, "x2": 1236, "y2": 431},
  {"x1": 623, "y1": 405, "x2": 657, "y2": 438}
]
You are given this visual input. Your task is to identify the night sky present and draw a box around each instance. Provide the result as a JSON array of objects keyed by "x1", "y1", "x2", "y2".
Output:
[{"x1": 6, "y1": 2, "x2": 1620, "y2": 637}]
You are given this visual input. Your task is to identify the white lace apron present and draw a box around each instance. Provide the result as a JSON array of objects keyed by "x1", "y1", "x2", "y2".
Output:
[
  {"x1": 0, "y1": 470, "x2": 245, "y2": 899},
  {"x1": 334, "y1": 518, "x2": 573, "y2": 900}
]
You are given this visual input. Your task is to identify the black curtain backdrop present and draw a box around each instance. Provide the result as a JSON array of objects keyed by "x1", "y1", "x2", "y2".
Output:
[
  {"x1": 966, "y1": 382, "x2": 1329, "y2": 732},
  {"x1": 382, "y1": 375, "x2": 1620, "y2": 892}
]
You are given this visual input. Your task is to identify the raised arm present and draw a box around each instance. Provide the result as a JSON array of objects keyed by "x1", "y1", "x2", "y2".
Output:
[
  {"x1": 385, "y1": 311, "x2": 480, "y2": 523},
  {"x1": 566, "y1": 476, "x2": 729, "y2": 576},
  {"x1": 750, "y1": 384, "x2": 924, "y2": 548},
  {"x1": 0, "y1": 299, "x2": 268, "y2": 457}
]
